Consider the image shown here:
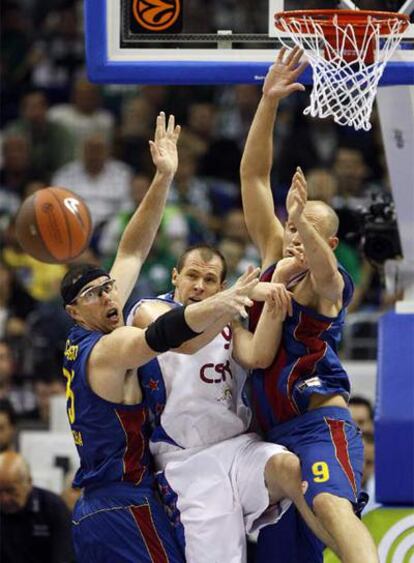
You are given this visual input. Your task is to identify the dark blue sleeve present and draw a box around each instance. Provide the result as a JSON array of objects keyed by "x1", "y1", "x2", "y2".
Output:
[{"x1": 338, "y1": 265, "x2": 354, "y2": 308}]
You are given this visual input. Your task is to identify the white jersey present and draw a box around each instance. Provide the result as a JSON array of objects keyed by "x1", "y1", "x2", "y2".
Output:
[
  {"x1": 126, "y1": 294, "x2": 251, "y2": 458},
  {"x1": 127, "y1": 295, "x2": 291, "y2": 563}
]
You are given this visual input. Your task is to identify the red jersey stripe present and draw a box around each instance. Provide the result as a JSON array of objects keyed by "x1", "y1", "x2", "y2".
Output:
[
  {"x1": 130, "y1": 504, "x2": 169, "y2": 563},
  {"x1": 116, "y1": 408, "x2": 146, "y2": 484},
  {"x1": 325, "y1": 417, "x2": 357, "y2": 498}
]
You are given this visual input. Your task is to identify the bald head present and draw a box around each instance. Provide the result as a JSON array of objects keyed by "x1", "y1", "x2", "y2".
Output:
[
  {"x1": 0, "y1": 451, "x2": 30, "y2": 479},
  {"x1": 303, "y1": 200, "x2": 339, "y2": 239},
  {"x1": 0, "y1": 451, "x2": 32, "y2": 513}
]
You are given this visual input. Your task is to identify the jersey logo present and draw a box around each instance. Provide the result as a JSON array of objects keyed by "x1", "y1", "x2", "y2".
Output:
[
  {"x1": 297, "y1": 376, "x2": 322, "y2": 391},
  {"x1": 200, "y1": 360, "x2": 233, "y2": 384},
  {"x1": 216, "y1": 385, "x2": 233, "y2": 406}
]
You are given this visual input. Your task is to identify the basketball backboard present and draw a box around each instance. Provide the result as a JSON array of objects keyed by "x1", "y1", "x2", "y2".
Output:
[{"x1": 85, "y1": 0, "x2": 414, "y2": 84}]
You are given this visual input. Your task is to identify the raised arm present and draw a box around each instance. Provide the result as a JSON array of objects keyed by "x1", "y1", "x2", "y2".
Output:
[
  {"x1": 240, "y1": 47, "x2": 307, "y2": 268},
  {"x1": 110, "y1": 112, "x2": 180, "y2": 306},
  {"x1": 232, "y1": 281, "x2": 292, "y2": 369},
  {"x1": 288, "y1": 168, "x2": 344, "y2": 304}
]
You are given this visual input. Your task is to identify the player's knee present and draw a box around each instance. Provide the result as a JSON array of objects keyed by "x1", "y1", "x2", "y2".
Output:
[
  {"x1": 266, "y1": 452, "x2": 302, "y2": 499},
  {"x1": 313, "y1": 492, "x2": 353, "y2": 523}
]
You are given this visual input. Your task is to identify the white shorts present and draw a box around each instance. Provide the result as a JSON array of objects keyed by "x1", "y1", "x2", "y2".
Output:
[{"x1": 157, "y1": 432, "x2": 293, "y2": 563}]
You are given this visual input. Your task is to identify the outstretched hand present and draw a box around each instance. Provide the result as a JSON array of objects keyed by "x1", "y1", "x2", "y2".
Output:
[
  {"x1": 149, "y1": 112, "x2": 181, "y2": 176},
  {"x1": 264, "y1": 282, "x2": 293, "y2": 319},
  {"x1": 221, "y1": 266, "x2": 260, "y2": 319},
  {"x1": 263, "y1": 46, "x2": 308, "y2": 100},
  {"x1": 286, "y1": 167, "x2": 308, "y2": 224}
]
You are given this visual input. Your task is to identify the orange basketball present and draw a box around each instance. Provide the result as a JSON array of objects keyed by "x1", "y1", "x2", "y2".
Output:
[{"x1": 15, "y1": 187, "x2": 92, "y2": 264}]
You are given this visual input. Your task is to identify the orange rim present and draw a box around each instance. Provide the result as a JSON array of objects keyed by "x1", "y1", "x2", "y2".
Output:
[{"x1": 274, "y1": 9, "x2": 409, "y2": 35}]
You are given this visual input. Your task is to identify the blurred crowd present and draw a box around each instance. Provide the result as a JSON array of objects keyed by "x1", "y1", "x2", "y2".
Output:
[{"x1": 0, "y1": 0, "x2": 401, "y2": 428}]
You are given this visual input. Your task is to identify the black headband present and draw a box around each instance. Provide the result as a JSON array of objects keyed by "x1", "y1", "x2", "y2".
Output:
[{"x1": 61, "y1": 267, "x2": 110, "y2": 306}]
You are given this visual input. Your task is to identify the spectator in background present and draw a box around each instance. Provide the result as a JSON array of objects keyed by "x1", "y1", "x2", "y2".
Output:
[
  {"x1": 169, "y1": 147, "x2": 218, "y2": 243},
  {"x1": 185, "y1": 101, "x2": 217, "y2": 154},
  {"x1": 25, "y1": 296, "x2": 73, "y2": 382},
  {"x1": 0, "y1": 0, "x2": 37, "y2": 125},
  {"x1": 23, "y1": 378, "x2": 66, "y2": 428},
  {"x1": 279, "y1": 114, "x2": 339, "y2": 188},
  {"x1": 349, "y1": 396, "x2": 378, "y2": 513},
  {"x1": 98, "y1": 172, "x2": 190, "y2": 297},
  {"x1": 221, "y1": 208, "x2": 260, "y2": 268},
  {"x1": 0, "y1": 450, "x2": 75, "y2": 563},
  {"x1": 98, "y1": 173, "x2": 152, "y2": 267},
  {"x1": 134, "y1": 205, "x2": 190, "y2": 297},
  {"x1": 0, "y1": 339, "x2": 35, "y2": 418},
  {"x1": 332, "y1": 145, "x2": 383, "y2": 209},
  {"x1": 349, "y1": 396, "x2": 374, "y2": 435},
  {"x1": 52, "y1": 133, "x2": 133, "y2": 228},
  {"x1": 0, "y1": 398, "x2": 17, "y2": 452},
  {"x1": 140, "y1": 85, "x2": 169, "y2": 117},
  {"x1": 0, "y1": 133, "x2": 34, "y2": 221},
  {"x1": 0, "y1": 339, "x2": 15, "y2": 400},
  {"x1": 217, "y1": 209, "x2": 261, "y2": 287},
  {"x1": 48, "y1": 78, "x2": 115, "y2": 156},
  {"x1": 0, "y1": 260, "x2": 34, "y2": 340},
  {"x1": 217, "y1": 237, "x2": 246, "y2": 286},
  {"x1": 216, "y1": 84, "x2": 261, "y2": 146},
  {"x1": 31, "y1": 2, "x2": 84, "y2": 99},
  {"x1": 6, "y1": 90, "x2": 74, "y2": 180},
  {"x1": 115, "y1": 96, "x2": 156, "y2": 174},
  {"x1": 60, "y1": 471, "x2": 81, "y2": 513},
  {"x1": 360, "y1": 430, "x2": 378, "y2": 513},
  {"x1": 2, "y1": 216, "x2": 67, "y2": 303}
]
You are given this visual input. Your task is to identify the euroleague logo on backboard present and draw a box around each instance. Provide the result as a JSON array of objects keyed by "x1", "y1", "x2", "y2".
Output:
[{"x1": 132, "y1": 0, "x2": 181, "y2": 32}]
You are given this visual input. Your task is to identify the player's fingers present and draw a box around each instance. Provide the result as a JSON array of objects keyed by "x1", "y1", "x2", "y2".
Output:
[
  {"x1": 294, "y1": 176, "x2": 306, "y2": 196},
  {"x1": 294, "y1": 193, "x2": 303, "y2": 207},
  {"x1": 282, "y1": 290, "x2": 293, "y2": 317},
  {"x1": 234, "y1": 296, "x2": 253, "y2": 316},
  {"x1": 286, "y1": 291, "x2": 293, "y2": 316},
  {"x1": 166, "y1": 114, "x2": 175, "y2": 135},
  {"x1": 239, "y1": 266, "x2": 260, "y2": 285},
  {"x1": 290, "y1": 47, "x2": 304, "y2": 68},
  {"x1": 276, "y1": 46, "x2": 287, "y2": 63},
  {"x1": 173, "y1": 124, "x2": 181, "y2": 141},
  {"x1": 296, "y1": 166, "x2": 306, "y2": 181},
  {"x1": 241, "y1": 296, "x2": 254, "y2": 308},
  {"x1": 297, "y1": 176, "x2": 308, "y2": 200},
  {"x1": 242, "y1": 277, "x2": 259, "y2": 294},
  {"x1": 149, "y1": 140, "x2": 159, "y2": 159},
  {"x1": 155, "y1": 111, "x2": 166, "y2": 141},
  {"x1": 286, "y1": 45, "x2": 300, "y2": 66},
  {"x1": 291, "y1": 59, "x2": 308, "y2": 80},
  {"x1": 239, "y1": 307, "x2": 249, "y2": 319}
]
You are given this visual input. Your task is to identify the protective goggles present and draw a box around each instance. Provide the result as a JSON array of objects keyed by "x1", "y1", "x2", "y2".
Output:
[{"x1": 70, "y1": 279, "x2": 116, "y2": 305}]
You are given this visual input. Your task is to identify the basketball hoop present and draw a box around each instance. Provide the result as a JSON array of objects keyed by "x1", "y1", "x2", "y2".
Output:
[{"x1": 274, "y1": 10, "x2": 409, "y2": 131}]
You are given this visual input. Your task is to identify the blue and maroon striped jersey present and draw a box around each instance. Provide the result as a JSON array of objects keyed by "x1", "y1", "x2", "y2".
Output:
[
  {"x1": 249, "y1": 263, "x2": 354, "y2": 432},
  {"x1": 62, "y1": 325, "x2": 153, "y2": 490}
]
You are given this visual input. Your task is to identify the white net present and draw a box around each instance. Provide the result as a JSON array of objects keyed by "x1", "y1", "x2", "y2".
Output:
[{"x1": 276, "y1": 13, "x2": 409, "y2": 131}]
